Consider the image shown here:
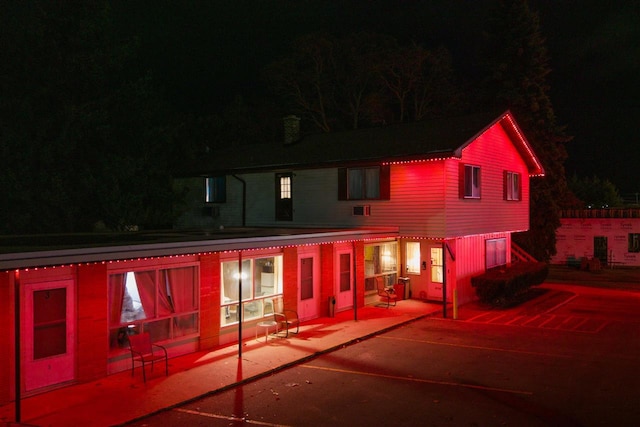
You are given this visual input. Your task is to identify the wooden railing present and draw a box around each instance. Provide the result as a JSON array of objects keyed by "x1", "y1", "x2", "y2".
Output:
[{"x1": 511, "y1": 241, "x2": 537, "y2": 263}]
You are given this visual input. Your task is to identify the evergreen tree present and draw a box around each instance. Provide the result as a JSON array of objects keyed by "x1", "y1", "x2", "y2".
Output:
[{"x1": 479, "y1": 0, "x2": 571, "y2": 261}]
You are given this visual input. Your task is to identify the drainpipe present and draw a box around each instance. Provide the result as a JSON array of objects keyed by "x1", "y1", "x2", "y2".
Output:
[
  {"x1": 442, "y1": 242, "x2": 447, "y2": 319},
  {"x1": 238, "y1": 251, "x2": 243, "y2": 359},
  {"x1": 231, "y1": 175, "x2": 246, "y2": 227},
  {"x1": 14, "y1": 270, "x2": 21, "y2": 423},
  {"x1": 352, "y1": 241, "x2": 358, "y2": 322}
]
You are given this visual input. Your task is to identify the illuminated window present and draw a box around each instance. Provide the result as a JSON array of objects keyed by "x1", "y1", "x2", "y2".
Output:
[
  {"x1": 486, "y1": 238, "x2": 507, "y2": 269},
  {"x1": 406, "y1": 242, "x2": 421, "y2": 274},
  {"x1": 505, "y1": 171, "x2": 521, "y2": 201},
  {"x1": 220, "y1": 255, "x2": 283, "y2": 327},
  {"x1": 629, "y1": 234, "x2": 640, "y2": 253},
  {"x1": 364, "y1": 242, "x2": 398, "y2": 291},
  {"x1": 205, "y1": 176, "x2": 226, "y2": 203},
  {"x1": 275, "y1": 173, "x2": 293, "y2": 221},
  {"x1": 108, "y1": 265, "x2": 199, "y2": 351},
  {"x1": 280, "y1": 175, "x2": 291, "y2": 199},
  {"x1": 338, "y1": 165, "x2": 390, "y2": 200}
]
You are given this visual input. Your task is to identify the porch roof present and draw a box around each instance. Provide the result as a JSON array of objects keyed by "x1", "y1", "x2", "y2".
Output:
[{"x1": 0, "y1": 227, "x2": 399, "y2": 271}]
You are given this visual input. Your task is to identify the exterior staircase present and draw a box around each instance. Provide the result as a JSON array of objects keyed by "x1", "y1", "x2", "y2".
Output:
[{"x1": 511, "y1": 241, "x2": 537, "y2": 263}]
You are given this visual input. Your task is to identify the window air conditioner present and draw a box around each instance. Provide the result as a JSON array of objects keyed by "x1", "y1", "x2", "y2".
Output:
[{"x1": 352, "y1": 205, "x2": 371, "y2": 216}]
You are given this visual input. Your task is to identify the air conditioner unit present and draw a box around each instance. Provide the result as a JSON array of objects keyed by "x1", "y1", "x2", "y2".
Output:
[
  {"x1": 352, "y1": 205, "x2": 371, "y2": 216},
  {"x1": 202, "y1": 206, "x2": 220, "y2": 218}
]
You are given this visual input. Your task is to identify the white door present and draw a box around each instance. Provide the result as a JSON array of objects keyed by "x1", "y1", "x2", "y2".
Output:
[
  {"x1": 23, "y1": 280, "x2": 75, "y2": 391},
  {"x1": 427, "y1": 246, "x2": 445, "y2": 301},
  {"x1": 335, "y1": 251, "x2": 353, "y2": 311},
  {"x1": 298, "y1": 249, "x2": 320, "y2": 320}
]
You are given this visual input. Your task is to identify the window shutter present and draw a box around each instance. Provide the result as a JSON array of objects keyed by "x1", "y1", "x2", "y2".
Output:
[
  {"x1": 503, "y1": 171, "x2": 508, "y2": 200},
  {"x1": 517, "y1": 172, "x2": 522, "y2": 201},
  {"x1": 459, "y1": 163, "x2": 466, "y2": 198},
  {"x1": 379, "y1": 164, "x2": 390, "y2": 200},
  {"x1": 338, "y1": 168, "x2": 348, "y2": 200}
]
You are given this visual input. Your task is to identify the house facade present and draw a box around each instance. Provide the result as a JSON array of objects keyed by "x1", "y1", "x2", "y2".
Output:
[
  {"x1": 551, "y1": 209, "x2": 640, "y2": 267},
  {"x1": 0, "y1": 111, "x2": 543, "y2": 405}
]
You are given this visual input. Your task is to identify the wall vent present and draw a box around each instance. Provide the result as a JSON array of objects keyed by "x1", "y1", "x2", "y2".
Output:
[
  {"x1": 202, "y1": 206, "x2": 220, "y2": 218},
  {"x1": 352, "y1": 205, "x2": 371, "y2": 216}
]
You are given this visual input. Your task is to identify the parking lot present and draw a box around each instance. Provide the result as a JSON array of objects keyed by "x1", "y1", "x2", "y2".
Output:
[{"x1": 127, "y1": 283, "x2": 640, "y2": 426}]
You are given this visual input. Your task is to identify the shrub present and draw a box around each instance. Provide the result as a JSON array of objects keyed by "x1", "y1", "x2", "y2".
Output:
[{"x1": 471, "y1": 262, "x2": 549, "y2": 306}]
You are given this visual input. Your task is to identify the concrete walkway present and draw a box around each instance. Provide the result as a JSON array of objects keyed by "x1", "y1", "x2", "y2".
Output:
[{"x1": 1, "y1": 299, "x2": 444, "y2": 427}]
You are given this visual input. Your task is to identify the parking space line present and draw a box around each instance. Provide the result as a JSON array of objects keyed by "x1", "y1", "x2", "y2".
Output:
[
  {"x1": 301, "y1": 364, "x2": 533, "y2": 396},
  {"x1": 174, "y1": 408, "x2": 291, "y2": 427}
]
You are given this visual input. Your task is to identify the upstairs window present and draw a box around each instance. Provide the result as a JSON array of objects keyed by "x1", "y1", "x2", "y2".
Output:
[
  {"x1": 205, "y1": 176, "x2": 226, "y2": 203},
  {"x1": 504, "y1": 171, "x2": 521, "y2": 201},
  {"x1": 338, "y1": 165, "x2": 390, "y2": 200},
  {"x1": 460, "y1": 164, "x2": 481, "y2": 199}
]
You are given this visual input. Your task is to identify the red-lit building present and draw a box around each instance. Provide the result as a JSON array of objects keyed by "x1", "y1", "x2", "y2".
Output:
[{"x1": 0, "y1": 111, "x2": 543, "y2": 404}]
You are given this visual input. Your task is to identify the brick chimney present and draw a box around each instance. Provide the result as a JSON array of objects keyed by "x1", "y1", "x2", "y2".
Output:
[{"x1": 283, "y1": 115, "x2": 300, "y2": 144}]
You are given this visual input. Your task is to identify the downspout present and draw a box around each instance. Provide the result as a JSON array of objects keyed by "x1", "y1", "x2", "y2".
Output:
[
  {"x1": 442, "y1": 242, "x2": 447, "y2": 319},
  {"x1": 443, "y1": 242, "x2": 456, "y2": 319},
  {"x1": 238, "y1": 251, "x2": 243, "y2": 358},
  {"x1": 352, "y1": 241, "x2": 358, "y2": 322},
  {"x1": 231, "y1": 175, "x2": 246, "y2": 227},
  {"x1": 14, "y1": 270, "x2": 21, "y2": 423}
]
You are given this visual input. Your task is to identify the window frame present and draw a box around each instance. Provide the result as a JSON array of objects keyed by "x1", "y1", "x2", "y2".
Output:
[
  {"x1": 338, "y1": 165, "x2": 390, "y2": 201},
  {"x1": 628, "y1": 233, "x2": 640, "y2": 253},
  {"x1": 486, "y1": 238, "x2": 507, "y2": 269},
  {"x1": 205, "y1": 176, "x2": 226, "y2": 203},
  {"x1": 220, "y1": 253, "x2": 284, "y2": 327},
  {"x1": 504, "y1": 171, "x2": 521, "y2": 201},
  {"x1": 108, "y1": 262, "x2": 200, "y2": 353},
  {"x1": 460, "y1": 164, "x2": 481, "y2": 199},
  {"x1": 364, "y1": 241, "x2": 398, "y2": 292}
]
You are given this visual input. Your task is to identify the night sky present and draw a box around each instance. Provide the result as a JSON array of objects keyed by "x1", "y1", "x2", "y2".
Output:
[{"x1": 115, "y1": 0, "x2": 639, "y2": 196}]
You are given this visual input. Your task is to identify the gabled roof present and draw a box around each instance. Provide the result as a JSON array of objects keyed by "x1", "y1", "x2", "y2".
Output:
[{"x1": 185, "y1": 110, "x2": 544, "y2": 177}]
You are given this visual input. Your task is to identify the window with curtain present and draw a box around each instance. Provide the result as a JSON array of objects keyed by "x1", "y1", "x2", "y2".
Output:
[
  {"x1": 338, "y1": 165, "x2": 390, "y2": 200},
  {"x1": 220, "y1": 255, "x2": 283, "y2": 327},
  {"x1": 486, "y1": 238, "x2": 507, "y2": 269},
  {"x1": 108, "y1": 265, "x2": 199, "y2": 351},
  {"x1": 364, "y1": 242, "x2": 398, "y2": 292},
  {"x1": 405, "y1": 242, "x2": 421, "y2": 274}
]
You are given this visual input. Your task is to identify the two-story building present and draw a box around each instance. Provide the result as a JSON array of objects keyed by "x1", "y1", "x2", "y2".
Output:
[{"x1": 0, "y1": 110, "x2": 543, "y2": 405}]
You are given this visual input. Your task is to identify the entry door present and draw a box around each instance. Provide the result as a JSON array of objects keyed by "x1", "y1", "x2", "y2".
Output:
[
  {"x1": 594, "y1": 236, "x2": 608, "y2": 265},
  {"x1": 335, "y1": 252, "x2": 353, "y2": 311},
  {"x1": 23, "y1": 280, "x2": 75, "y2": 391},
  {"x1": 427, "y1": 246, "x2": 445, "y2": 301},
  {"x1": 298, "y1": 254, "x2": 320, "y2": 320}
]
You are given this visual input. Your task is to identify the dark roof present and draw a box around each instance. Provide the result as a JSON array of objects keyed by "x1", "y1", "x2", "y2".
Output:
[
  {"x1": 0, "y1": 227, "x2": 399, "y2": 270},
  {"x1": 183, "y1": 110, "x2": 523, "y2": 176}
]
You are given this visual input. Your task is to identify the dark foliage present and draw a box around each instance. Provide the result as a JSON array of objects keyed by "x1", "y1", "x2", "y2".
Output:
[{"x1": 471, "y1": 262, "x2": 549, "y2": 306}]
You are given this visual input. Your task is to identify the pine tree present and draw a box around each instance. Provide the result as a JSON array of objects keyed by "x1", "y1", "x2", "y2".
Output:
[{"x1": 479, "y1": 0, "x2": 571, "y2": 261}]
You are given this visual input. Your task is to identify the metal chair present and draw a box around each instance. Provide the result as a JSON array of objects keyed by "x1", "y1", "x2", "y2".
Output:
[
  {"x1": 272, "y1": 297, "x2": 299, "y2": 338},
  {"x1": 128, "y1": 332, "x2": 168, "y2": 382}
]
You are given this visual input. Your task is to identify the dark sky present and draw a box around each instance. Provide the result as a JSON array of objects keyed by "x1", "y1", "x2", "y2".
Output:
[{"x1": 116, "y1": 0, "x2": 639, "y2": 196}]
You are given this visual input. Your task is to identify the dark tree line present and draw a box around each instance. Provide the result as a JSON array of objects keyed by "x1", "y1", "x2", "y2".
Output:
[
  {"x1": 1, "y1": 1, "x2": 182, "y2": 233},
  {"x1": 263, "y1": 32, "x2": 464, "y2": 132},
  {"x1": 1, "y1": 0, "x2": 574, "y2": 262}
]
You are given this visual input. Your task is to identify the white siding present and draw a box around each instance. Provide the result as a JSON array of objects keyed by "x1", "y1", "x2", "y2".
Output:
[
  {"x1": 451, "y1": 232, "x2": 512, "y2": 305},
  {"x1": 444, "y1": 123, "x2": 530, "y2": 238}
]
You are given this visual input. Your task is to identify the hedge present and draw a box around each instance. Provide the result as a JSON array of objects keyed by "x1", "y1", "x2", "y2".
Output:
[{"x1": 471, "y1": 262, "x2": 549, "y2": 306}]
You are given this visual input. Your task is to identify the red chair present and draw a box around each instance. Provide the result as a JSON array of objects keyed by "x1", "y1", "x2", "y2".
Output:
[
  {"x1": 128, "y1": 332, "x2": 168, "y2": 382},
  {"x1": 377, "y1": 279, "x2": 398, "y2": 308}
]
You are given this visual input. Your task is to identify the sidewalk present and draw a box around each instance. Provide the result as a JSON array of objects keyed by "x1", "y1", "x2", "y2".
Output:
[{"x1": 0, "y1": 300, "x2": 444, "y2": 427}]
